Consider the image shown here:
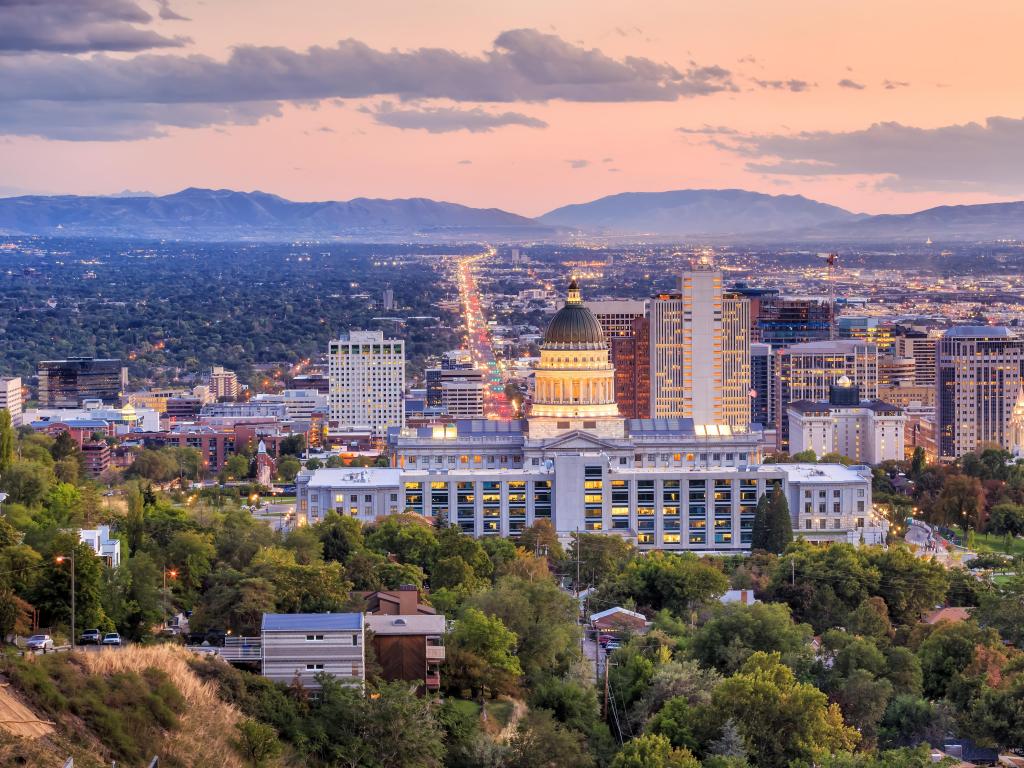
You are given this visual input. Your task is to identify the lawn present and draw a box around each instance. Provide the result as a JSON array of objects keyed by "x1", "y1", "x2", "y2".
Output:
[{"x1": 958, "y1": 528, "x2": 1024, "y2": 556}]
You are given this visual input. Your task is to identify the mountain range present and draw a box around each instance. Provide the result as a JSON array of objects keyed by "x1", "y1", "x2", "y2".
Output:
[{"x1": 0, "y1": 186, "x2": 1022, "y2": 241}]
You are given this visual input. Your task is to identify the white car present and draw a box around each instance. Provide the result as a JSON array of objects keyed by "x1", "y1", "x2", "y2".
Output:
[
  {"x1": 101, "y1": 632, "x2": 122, "y2": 646},
  {"x1": 25, "y1": 634, "x2": 54, "y2": 651}
]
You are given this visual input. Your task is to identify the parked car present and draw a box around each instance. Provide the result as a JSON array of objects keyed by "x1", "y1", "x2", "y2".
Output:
[
  {"x1": 604, "y1": 639, "x2": 622, "y2": 652},
  {"x1": 101, "y1": 632, "x2": 122, "y2": 646},
  {"x1": 26, "y1": 634, "x2": 54, "y2": 651},
  {"x1": 598, "y1": 633, "x2": 616, "y2": 647},
  {"x1": 79, "y1": 628, "x2": 102, "y2": 645}
]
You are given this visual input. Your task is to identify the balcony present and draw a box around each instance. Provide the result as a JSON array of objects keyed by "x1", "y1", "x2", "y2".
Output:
[
  {"x1": 426, "y1": 639, "x2": 446, "y2": 662},
  {"x1": 425, "y1": 671, "x2": 441, "y2": 690}
]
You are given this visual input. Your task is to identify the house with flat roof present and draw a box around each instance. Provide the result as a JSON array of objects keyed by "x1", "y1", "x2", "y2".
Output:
[
  {"x1": 364, "y1": 613, "x2": 446, "y2": 692},
  {"x1": 79, "y1": 525, "x2": 121, "y2": 568},
  {"x1": 260, "y1": 613, "x2": 365, "y2": 689}
]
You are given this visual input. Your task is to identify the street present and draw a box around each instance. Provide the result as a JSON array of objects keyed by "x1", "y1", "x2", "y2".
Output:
[{"x1": 457, "y1": 252, "x2": 514, "y2": 420}]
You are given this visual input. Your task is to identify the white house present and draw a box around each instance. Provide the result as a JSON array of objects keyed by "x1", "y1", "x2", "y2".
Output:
[{"x1": 79, "y1": 525, "x2": 121, "y2": 568}]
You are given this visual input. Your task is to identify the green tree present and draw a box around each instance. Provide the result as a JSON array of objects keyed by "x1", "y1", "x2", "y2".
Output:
[
  {"x1": 974, "y1": 566, "x2": 1024, "y2": 646},
  {"x1": 365, "y1": 516, "x2": 439, "y2": 571},
  {"x1": 693, "y1": 602, "x2": 814, "y2": 675},
  {"x1": 711, "y1": 652, "x2": 859, "y2": 768},
  {"x1": 445, "y1": 606, "x2": 522, "y2": 696},
  {"x1": 599, "y1": 551, "x2": 728, "y2": 615},
  {"x1": 987, "y1": 502, "x2": 1024, "y2": 537},
  {"x1": 0, "y1": 409, "x2": 14, "y2": 475},
  {"x1": 568, "y1": 532, "x2": 635, "y2": 590},
  {"x1": 910, "y1": 447, "x2": 926, "y2": 479},
  {"x1": 317, "y1": 512, "x2": 365, "y2": 563},
  {"x1": 932, "y1": 475, "x2": 986, "y2": 530},
  {"x1": 751, "y1": 492, "x2": 771, "y2": 551},
  {"x1": 517, "y1": 519, "x2": 565, "y2": 562},
  {"x1": 764, "y1": 485, "x2": 793, "y2": 554},
  {"x1": 276, "y1": 456, "x2": 301, "y2": 482},
  {"x1": 1, "y1": 460, "x2": 52, "y2": 506},
  {"x1": 232, "y1": 719, "x2": 282, "y2": 767},
  {"x1": 507, "y1": 709, "x2": 596, "y2": 768},
  {"x1": 611, "y1": 734, "x2": 699, "y2": 768},
  {"x1": 278, "y1": 434, "x2": 306, "y2": 457},
  {"x1": 221, "y1": 453, "x2": 252, "y2": 481},
  {"x1": 879, "y1": 695, "x2": 948, "y2": 749}
]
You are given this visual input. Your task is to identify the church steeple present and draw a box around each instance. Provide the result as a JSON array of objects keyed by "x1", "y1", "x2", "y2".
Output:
[{"x1": 1010, "y1": 384, "x2": 1024, "y2": 457}]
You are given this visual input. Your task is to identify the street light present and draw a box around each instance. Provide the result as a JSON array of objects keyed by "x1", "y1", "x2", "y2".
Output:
[
  {"x1": 163, "y1": 567, "x2": 178, "y2": 627},
  {"x1": 55, "y1": 550, "x2": 75, "y2": 649}
]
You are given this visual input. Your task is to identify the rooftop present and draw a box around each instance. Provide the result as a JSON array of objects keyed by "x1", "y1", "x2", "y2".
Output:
[
  {"x1": 262, "y1": 613, "x2": 363, "y2": 632},
  {"x1": 943, "y1": 325, "x2": 1013, "y2": 338},
  {"x1": 302, "y1": 468, "x2": 402, "y2": 488},
  {"x1": 364, "y1": 614, "x2": 446, "y2": 635}
]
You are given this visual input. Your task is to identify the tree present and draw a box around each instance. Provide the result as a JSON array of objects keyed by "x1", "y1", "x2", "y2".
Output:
[
  {"x1": 278, "y1": 434, "x2": 305, "y2": 457},
  {"x1": 445, "y1": 606, "x2": 522, "y2": 696},
  {"x1": 693, "y1": 602, "x2": 814, "y2": 675},
  {"x1": 987, "y1": 502, "x2": 1024, "y2": 537},
  {"x1": 507, "y1": 710, "x2": 596, "y2": 768},
  {"x1": 568, "y1": 532, "x2": 634, "y2": 590},
  {"x1": 221, "y1": 453, "x2": 252, "y2": 481},
  {"x1": 0, "y1": 409, "x2": 14, "y2": 475},
  {"x1": 974, "y1": 567, "x2": 1024, "y2": 646},
  {"x1": 910, "y1": 447, "x2": 926, "y2": 479},
  {"x1": 711, "y1": 652, "x2": 859, "y2": 768},
  {"x1": 277, "y1": 456, "x2": 301, "y2": 482},
  {"x1": 879, "y1": 695, "x2": 948, "y2": 749},
  {"x1": 630, "y1": 659, "x2": 720, "y2": 731},
  {"x1": 317, "y1": 512, "x2": 365, "y2": 563},
  {"x1": 751, "y1": 493, "x2": 771, "y2": 551},
  {"x1": 846, "y1": 597, "x2": 894, "y2": 640},
  {"x1": 599, "y1": 551, "x2": 728, "y2": 615},
  {"x1": 233, "y1": 719, "x2": 281, "y2": 767},
  {"x1": 611, "y1": 734, "x2": 699, "y2": 768},
  {"x1": 470, "y1": 574, "x2": 580, "y2": 681},
  {"x1": 932, "y1": 475, "x2": 986, "y2": 531},
  {"x1": 764, "y1": 485, "x2": 793, "y2": 554},
  {"x1": 916, "y1": 620, "x2": 1003, "y2": 702},
  {"x1": 1, "y1": 460, "x2": 52, "y2": 506},
  {"x1": 365, "y1": 516, "x2": 439, "y2": 571},
  {"x1": 517, "y1": 519, "x2": 565, "y2": 562}
]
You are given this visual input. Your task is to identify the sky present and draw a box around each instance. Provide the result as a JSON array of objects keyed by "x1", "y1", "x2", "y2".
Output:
[{"x1": 0, "y1": 0, "x2": 1022, "y2": 216}]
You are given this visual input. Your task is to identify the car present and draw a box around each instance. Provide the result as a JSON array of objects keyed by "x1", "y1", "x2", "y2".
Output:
[
  {"x1": 79, "y1": 628, "x2": 102, "y2": 645},
  {"x1": 598, "y1": 633, "x2": 616, "y2": 647},
  {"x1": 26, "y1": 634, "x2": 54, "y2": 651},
  {"x1": 101, "y1": 632, "x2": 122, "y2": 646},
  {"x1": 604, "y1": 640, "x2": 622, "y2": 652}
]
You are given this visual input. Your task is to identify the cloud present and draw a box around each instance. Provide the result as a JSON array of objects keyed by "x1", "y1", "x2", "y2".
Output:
[
  {"x1": 0, "y1": 28, "x2": 738, "y2": 140},
  {"x1": 566, "y1": 159, "x2": 589, "y2": 168},
  {"x1": 363, "y1": 101, "x2": 547, "y2": 133},
  {"x1": 838, "y1": 78, "x2": 865, "y2": 90},
  {"x1": 457, "y1": 159, "x2": 473, "y2": 165},
  {"x1": 883, "y1": 79, "x2": 910, "y2": 90},
  {"x1": 677, "y1": 124, "x2": 739, "y2": 135},
  {"x1": 0, "y1": 0, "x2": 189, "y2": 53},
  {"x1": 601, "y1": 157, "x2": 614, "y2": 163},
  {"x1": 155, "y1": 0, "x2": 189, "y2": 21},
  {"x1": 753, "y1": 78, "x2": 812, "y2": 92},
  {"x1": 724, "y1": 116, "x2": 1024, "y2": 192}
]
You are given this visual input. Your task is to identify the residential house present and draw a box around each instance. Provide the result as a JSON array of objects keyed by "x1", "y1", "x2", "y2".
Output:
[
  {"x1": 590, "y1": 607, "x2": 648, "y2": 633},
  {"x1": 260, "y1": 613, "x2": 365, "y2": 690},
  {"x1": 79, "y1": 525, "x2": 121, "y2": 568},
  {"x1": 364, "y1": 614, "x2": 446, "y2": 692}
]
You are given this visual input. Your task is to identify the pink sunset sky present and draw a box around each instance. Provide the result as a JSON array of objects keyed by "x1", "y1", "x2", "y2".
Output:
[{"x1": 1, "y1": 0, "x2": 1022, "y2": 216}]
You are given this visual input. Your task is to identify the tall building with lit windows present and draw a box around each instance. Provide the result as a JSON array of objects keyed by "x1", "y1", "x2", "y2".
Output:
[
  {"x1": 649, "y1": 258, "x2": 750, "y2": 427},
  {"x1": 937, "y1": 326, "x2": 1024, "y2": 459},
  {"x1": 0, "y1": 376, "x2": 23, "y2": 427},
  {"x1": 328, "y1": 330, "x2": 405, "y2": 436}
]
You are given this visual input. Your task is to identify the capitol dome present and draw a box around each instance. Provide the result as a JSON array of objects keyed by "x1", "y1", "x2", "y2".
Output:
[{"x1": 542, "y1": 280, "x2": 606, "y2": 349}]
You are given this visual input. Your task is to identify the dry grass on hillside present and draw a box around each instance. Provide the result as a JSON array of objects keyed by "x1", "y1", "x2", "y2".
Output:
[{"x1": 81, "y1": 646, "x2": 245, "y2": 768}]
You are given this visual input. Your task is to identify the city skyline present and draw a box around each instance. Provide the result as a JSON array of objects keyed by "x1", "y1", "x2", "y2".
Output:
[{"x1": 1, "y1": 0, "x2": 1023, "y2": 216}]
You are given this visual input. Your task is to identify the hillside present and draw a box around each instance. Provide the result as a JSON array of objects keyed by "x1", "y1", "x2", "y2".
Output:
[
  {"x1": 0, "y1": 647, "x2": 245, "y2": 768},
  {"x1": 539, "y1": 188, "x2": 860, "y2": 235},
  {"x1": 0, "y1": 188, "x2": 553, "y2": 241},
  {"x1": 808, "y1": 200, "x2": 1024, "y2": 240}
]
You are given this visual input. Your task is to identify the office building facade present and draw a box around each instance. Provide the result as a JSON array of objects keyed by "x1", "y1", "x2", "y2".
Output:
[
  {"x1": 774, "y1": 340, "x2": 879, "y2": 450},
  {"x1": 38, "y1": 357, "x2": 125, "y2": 407},
  {"x1": 750, "y1": 344, "x2": 774, "y2": 428},
  {"x1": 0, "y1": 377, "x2": 23, "y2": 427},
  {"x1": 937, "y1": 326, "x2": 1024, "y2": 458},
  {"x1": 649, "y1": 262, "x2": 751, "y2": 427},
  {"x1": 210, "y1": 366, "x2": 240, "y2": 401},
  {"x1": 328, "y1": 330, "x2": 405, "y2": 436}
]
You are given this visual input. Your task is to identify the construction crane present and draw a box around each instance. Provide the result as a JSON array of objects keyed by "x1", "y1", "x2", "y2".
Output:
[{"x1": 817, "y1": 252, "x2": 840, "y2": 340}]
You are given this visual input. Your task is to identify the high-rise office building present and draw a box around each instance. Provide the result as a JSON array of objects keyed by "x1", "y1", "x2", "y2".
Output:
[
  {"x1": 753, "y1": 296, "x2": 832, "y2": 346},
  {"x1": 838, "y1": 316, "x2": 896, "y2": 355},
  {"x1": 610, "y1": 316, "x2": 651, "y2": 419},
  {"x1": 878, "y1": 355, "x2": 917, "y2": 387},
  {"x1": 329, "y1": 330, "x2": 405, "y2": 436},
  {"x1": 0, "y1": 376, "x2": 23, "y2": 427},
  {"x1": 38, "y1": 357, "x2": 125, "y2": 407},
  {"x1": 382, "y1": 288, "x2": 395, "y2": 311},
  {"x1": 586, "y1": 299, "x2": 648, "y2": 339},
  {"x1": 937, "y1": 326, "x2": 1024, "y2": 459},
  {"x1": 210, "y1": 366, "x2": 240, "y2": 401},
  {"x1": 439, "y1": 369, "x2": 485, "y2": 419},
  {"x1": 894, "y1": 332, "x2": 939, "y2": 386},
  {"x1": 750, "y1": 344, "x2": 774, "y2": 428},
  {"x1": 586, "y1": 300, "x2": 651, "y2": 419},
  {"x1": 649, "y1": 260, "x2": 750, "y2": 426},
  {"x1": 774, "y1": 340, "x2": 879, "y2": 450}
]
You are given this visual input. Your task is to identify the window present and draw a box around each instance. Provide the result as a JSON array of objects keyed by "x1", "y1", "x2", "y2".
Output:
[
  {"x1": 305, "y1": 634, "x2": 324, "y2": 641},
  {"x1": 352, "y1": 634, "x2": 359, "y2": 646},
  {"x1": 306, "y1": 663, "x2": 325, "y2": 671}
]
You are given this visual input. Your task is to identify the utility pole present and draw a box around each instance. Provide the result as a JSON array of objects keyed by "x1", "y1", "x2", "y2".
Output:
[
  {"x1": 57, "y1": 550, "x2": 76, "y2": 649},
  {"x1": 791, "y1": 557, "x2": 796, "y2": 587}
]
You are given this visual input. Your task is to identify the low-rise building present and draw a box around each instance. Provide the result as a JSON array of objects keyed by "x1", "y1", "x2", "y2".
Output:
[
  {"x1": 364, "y1": 614, "x2": 446, "y2": 692},
  {"x1": 260, "y1": 613, "x2": 365, "y2": 689},
  {"x1": 79, "y1": 525, "x2": 121, "y2": 567},
  {"x1": 787, "y1": 378, "x2": 905, "y2": 465},
  {"x1": 81, "y1": 441, "x2": 111, "y2": 479}
]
